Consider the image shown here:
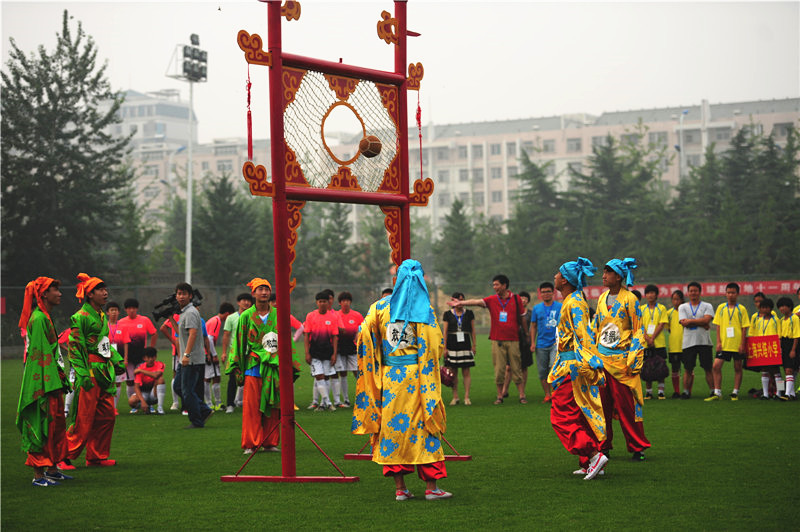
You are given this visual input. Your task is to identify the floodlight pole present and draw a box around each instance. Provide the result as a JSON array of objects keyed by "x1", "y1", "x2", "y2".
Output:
[{"x1": 186, "y1": 80, "x2": 194, "y2": 284}]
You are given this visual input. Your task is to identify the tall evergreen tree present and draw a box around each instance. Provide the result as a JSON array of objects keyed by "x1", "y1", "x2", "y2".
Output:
[
  {"x1": 1, "y1": 10, "x2": 148, "y2": 285},
  {"x1": 436, "y1": 199, "x2": 477, "y2": 295}
]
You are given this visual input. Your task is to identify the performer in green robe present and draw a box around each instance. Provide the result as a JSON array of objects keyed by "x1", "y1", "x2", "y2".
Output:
[
  {"x1": 227, "y1": 277, "x2": 300, "y2": 453},
  {"x1": 16, "y1": 277, "x2": 73, "y2": 486},
  {"x1": 65, "y1": 273, "x2": 123, "y2": 467}
]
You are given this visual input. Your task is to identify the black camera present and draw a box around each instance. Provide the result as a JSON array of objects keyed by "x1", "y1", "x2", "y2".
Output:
[{"x1": 152, "y1": 289, "x2": 203, "y2": 322}]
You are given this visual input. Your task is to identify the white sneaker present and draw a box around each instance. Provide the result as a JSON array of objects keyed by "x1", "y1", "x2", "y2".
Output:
[
  {"x1": 307, "y1": 402, "x2": 319, "y2": 410},
  {"x1": 584, "y1": 453, "x2": 609, "y2": 480},
  {"x1": 425, "y1": 488, "x2": 453, "y2": 500},
  {"x1": 225, "y1": 406, "x2": 234, "y2": 414},
  {"x1": 157, "y1": 406, "x2": 165, "y2": 415},
  {"x1": 573, "y1": 467, "x2": 604, "y2": 476},
  {"x1": 243, "y1": 448, "x2": 254, "y2": 455},
  {"x1": 395, "y1": 489, "x2": 414, "y2": 501},
  {"x1": 170, "y1": 403, "x2": 179, "y2": 411}
]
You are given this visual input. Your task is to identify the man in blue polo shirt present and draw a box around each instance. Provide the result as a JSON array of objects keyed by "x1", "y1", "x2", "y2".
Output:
[{"x1": 530, "y1": 282, "x2": 562, "y2": 403}]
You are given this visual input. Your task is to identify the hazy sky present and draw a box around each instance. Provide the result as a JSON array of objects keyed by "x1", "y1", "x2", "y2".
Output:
[{"x1": 3, "y1": 1, "x2": 798, "y2": 144}]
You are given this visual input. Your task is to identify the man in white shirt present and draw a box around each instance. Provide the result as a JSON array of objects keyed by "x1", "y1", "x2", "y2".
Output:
[{"x1": 678, "y1": 281, "x2": 714, "y2": 399}]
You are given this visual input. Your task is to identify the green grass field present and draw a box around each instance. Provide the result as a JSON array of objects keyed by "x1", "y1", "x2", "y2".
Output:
[{"x1": 2, "y1": 337, "x2": 797, "y2": 531}]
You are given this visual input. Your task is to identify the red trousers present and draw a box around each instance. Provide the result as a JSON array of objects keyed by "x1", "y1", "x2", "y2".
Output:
[
  {"x1": 600, "y1": 370, "x2": 650, "y2": 453},
  {"x1": 26, "y1": 393, "x2": 67, "y2": 468},
  {"x1": 242, "y1": 375, "x2": 280, "y2": 449},
  {"x1": 67, "y1": 381, "x2": 116, "y2": 462},
  {"x1": 550, "y1": 377, "x2": 601, "y2": 468},
  {"x1": 383, "y1": 461, "x2": 447, "y2": 481}
]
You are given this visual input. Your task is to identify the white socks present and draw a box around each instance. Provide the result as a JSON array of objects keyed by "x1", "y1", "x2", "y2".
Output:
[
  {"x1": 156, "y1": 384, "x2": 166, "y2": 411},
  {"x1": 340, "y1": 376, "x2": 349, "y2": 404},
  {"x1": 331, "y1": 378, "x2": 341, "y2": 405},
  {"x1": 212, "y1": 382, "x2": 221, "y2": 405},
  {"x1": 762, "y1": 372, "x2": 770, "y2": 396},
  {"x1": 786, "y1": 375, "x2": 795, "y2": 397},
  {"x1": 126, "y1": 384, "x2": 136, "y2": 398},
  {"x1": 64, "y1": 390, "x2": 74, "y2": 417},
  {"x1": 315, "y1": 379, "x2": 331, "y2": 406},
  {"x1": 204, "y1": 381, "x2": 212, "y2": 406},
  {"x1": 115, "y1": 385, "x2": 122, "y2": 408}
]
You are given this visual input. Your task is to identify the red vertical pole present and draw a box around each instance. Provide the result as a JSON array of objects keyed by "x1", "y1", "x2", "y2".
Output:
[
  {"x1": 395, "y1": 0, "x2": 411, "y2": 262},
  {"x1": 267, "y1": 0, "x2": 296, "y2": 478}
]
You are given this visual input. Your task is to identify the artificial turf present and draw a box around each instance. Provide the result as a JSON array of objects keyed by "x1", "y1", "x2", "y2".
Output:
[{"x1": 2, "y1": 337, "x2": 796, "y2": 531}]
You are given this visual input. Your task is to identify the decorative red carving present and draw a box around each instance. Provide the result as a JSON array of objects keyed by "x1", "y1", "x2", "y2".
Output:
[
  {"x1": 376, "y1": 10, "x2": 398, "y2": 45},
  {"x1": 281, "y1": 1, "x2": 301, "y2": 21},
  {"x1": 242, "y1": 161, "x2": 275, "y2": 197},
  {"x1": 407, "y1": 62, "x2": 424, "y2": 91},
  {"x1": 329, "y1": 167, "x2": 363, "y2": 191},
  {"x1": 380, "y1": 206, "x2": 402, "y2": 266},
  {"x1": 286, "y1": 200, "x2": 306, "y2": 292},
  {"x1": 408, "y1": 178, "x2": 434, "y2": 206},
  {"x1": 285, "y1": 143, "x2": 309, "y2": 187},
  {"x1": 377, "y1": 156, "x2": 401, "y2": 193},
  {"x1": 237, "y1": 30, "x2": 272, "y2": 66},
  {"x1": 376, "y1": 84, "x2": 399, "y2": 124},
  {"x1": 282, "y1": 68, "x2": 306, "y2": 110},
  {"x1": 324, "y1": 74, "x2": 359, "y2": 101}
]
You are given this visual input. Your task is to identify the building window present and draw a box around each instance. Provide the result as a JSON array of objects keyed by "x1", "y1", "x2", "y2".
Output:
[
  {"x1": 567, "y1": 161, "x2": 583, "y2": 174},
  {"x1": 472, "y1": 168, "x2": 484, "y2": 182},
  {"x1": 620, "y1": 133, "x2": 641, "y2": 145},
  {"x1": 684, "y1": 131, "x2": 700, "y2": 144},
  {"x1": 459, "y1": 192, "x2": 469, "y2": 203},
  {"x1": 217, "y1": 160, "x2": 233, "y2": 172},
  {"x1": 491, "y1": 190, "x2": 503, "y2": 203},
  {"x1": 522, "y1": 141, "x2": 535, "y2": 154},
  {"x1": 201, "y1": 161, "x2": 209, "y2": 170},
  {"x1": 713, "y1": 128, "x2": 731, "y2": 141},
  {"x1": 566, "y1": 138, "x2": 582, "y2": 152},
  {"x1": 490, "y1": 143, "x2": 501, "y2": 155},
  {"x1": 687, "y1": 154, "x2": 702, "y2": 167},
  {"x1": 491, "y1": 215, "x2": 503, "y2": 223},
  {"x1": 542, "y1": 139, "x2": 555, "y2": 153},
  {"x1": 592, "y1": 136, "x2": 607, "y2": 147},
  {"x1": 144, "y1": 165, "x2": 159, "y2": 177},
  {"x1": 458, "y1": 168, "x2": 469, "y2": 182},
  {"x1": 214, "y1": 145, "x2": 238, "y2": 156},
  {"x1": 141, "y1": 184, "x2": 160, "y2": 199},
  {"x1": 438, "y1": 193, "x2": 451, "y2": 207},
  {"x1": 648, "y1": 131, "x2": 667, "y2": 145},
  {"x1": 436, "y1": 147, "x2": 449, "y2": 160},
  {"x1": 457, "y1": 145, "x2": 467, "y2": 159},
  {"x1": 773, "y1": 123, "x2": 793, "y2": 137},
  {"x1": 507, "y1": 165, "x2": 518, "y2": 177},
  {"x1": 546, "y1": 164, "x2": 556, "y2": 177},
  {"x1": 506, "y1": 142, "x2": 516, "y2": 156},
  {"x1": 742, "y1": 124, "x2": 763, "y2": 137},
  {"x1": 490, "y1": 167, "x2": 503, "y2": 179},
  {"x1": 437, "y1": 169, "x2": 449, "y2": 183},
  {"x1": 473, "y1": 192, "x2": 484, "y2": 206},
  {"x1": 472, "y1": 144, "x2": 483, "y2": 158}
]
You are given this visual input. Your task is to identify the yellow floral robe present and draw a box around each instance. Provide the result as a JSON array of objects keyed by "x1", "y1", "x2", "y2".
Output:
[
  {"x1": 547, "y1": 290, "x2": 606, "y2": 442},
  {"x1": 593, "y1": 288, "x2": 646, "y2": 421},
  {"x1": 352, "y1": 296, "x2": 446, "y2": 465}
]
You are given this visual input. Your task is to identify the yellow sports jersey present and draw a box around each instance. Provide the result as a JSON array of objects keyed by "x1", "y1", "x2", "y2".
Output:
[
  {"x1": 779, "y1": 314, "x2": 800, "y2": 339},
  {"x1": 352, "y1": 296, "x2": 446, "y2": 465},
  {"x1": 641, "y1": 303, "x2": 669, "y2": 349},
  {"x1": 666, "y1": 307, "x2": 683, "y2": 354},
  {"x1": 712, "y1": 303, "x2": 750, "y2": 352},
  {"x1": 751, "y1": 310, "x2": 779, "y2": 326},
  {"x1": 794, "y1": 304, "x2": 800, "y2": 317},
  {"x1": 593, "y1": 288, "x2": 646, "y2": 421},
  {"x1": 547, "y1": 290, "x2": 606, "y2": 442},
  {"x1": 749, "y1": 315, "x2": 780, "y2": 337}
]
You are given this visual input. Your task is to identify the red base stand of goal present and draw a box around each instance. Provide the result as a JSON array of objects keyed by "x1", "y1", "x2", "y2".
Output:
[
  {"x1": 343, "y1": 434, "x2": 472, "y2": 462},
  {"x1": 221, "y1": 418, "x2": 359, "y2": 483}
]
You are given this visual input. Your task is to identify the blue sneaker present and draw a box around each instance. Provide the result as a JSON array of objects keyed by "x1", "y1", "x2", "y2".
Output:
[
  {"x1": 32, "y1": 477, "x2": 53, "y2": 487},
  {"x1": 130, "y1": 408, "x2": 139, "y2": 414},
  {"x1": 45, "y1": 470, "x2": 73, "y2": 481}
]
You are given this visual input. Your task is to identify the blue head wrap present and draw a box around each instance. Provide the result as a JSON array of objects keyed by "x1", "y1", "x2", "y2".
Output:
[
  {"x1": 605, "y1": 257, "x2": 638, "y2": 286},
  {"x1": 558, "y1": 257, "x2": 596, "y2": 291},
  {"x1": 388, "y1": 260, "x2": 433, "y2": 353}
]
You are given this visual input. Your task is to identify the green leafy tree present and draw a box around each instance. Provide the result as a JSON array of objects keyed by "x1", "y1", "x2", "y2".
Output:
[
  {"x1": 435, "y1": 199, "x2": 477, "y2": 295},
  {"x1": 316, "y1": 202, "x2": 354, "y2": 285},
  {"x1": 1, "y1": 10, "x2": 149, "y2": 285},
  {"x1": 352, "y1": 205, "x2": 392, "y2": 294}
]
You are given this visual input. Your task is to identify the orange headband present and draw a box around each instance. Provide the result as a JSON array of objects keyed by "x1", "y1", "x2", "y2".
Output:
[
  {"x1": 19, "y1": 276, "x2": 57, "y2": 335},
  {"x1": 247, "y1": 277, "x2": 272, "y2": 292},
  {"x1": 75, "y1": 272, "x2": 104, "y2": 301}
]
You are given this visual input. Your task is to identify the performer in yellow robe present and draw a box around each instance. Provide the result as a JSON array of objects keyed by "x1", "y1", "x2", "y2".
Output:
[
  {"x1": 352, "y1": 259, "x2": 452, "y2": 501},
  {"x1": 547, "y1": 257, "x2": 608, "y2": 479},
  {"x1": 593, "y1": 258, "x2": 651, "y2": 461}
]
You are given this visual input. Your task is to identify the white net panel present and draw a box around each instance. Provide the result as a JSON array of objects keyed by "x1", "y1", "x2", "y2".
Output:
[{"x1": 284, "y1": 69, "x2": 398, "y2": 192}]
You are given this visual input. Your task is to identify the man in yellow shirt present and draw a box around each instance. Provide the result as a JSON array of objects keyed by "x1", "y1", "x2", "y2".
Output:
[
  {"x1": 777, "y1": 297, "x2": 799, "y2": 400},
  {"x1": 641, "y1": 285, "x2": 669, "y2": 400},
  {"x1": 706, "y1": 283, "x2": 750, "y2": 401}
]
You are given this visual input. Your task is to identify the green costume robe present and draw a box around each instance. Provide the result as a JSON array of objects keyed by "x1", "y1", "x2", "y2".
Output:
[
  {"x1": 16, "y1": 308, "x2": 68, "y2": 454},
  {"x1": 67, "y1": 303, "x2": 123, "y2": 426},
  {"x1": 227, "y1": 305, "x2": 300, "y2": 413}
]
